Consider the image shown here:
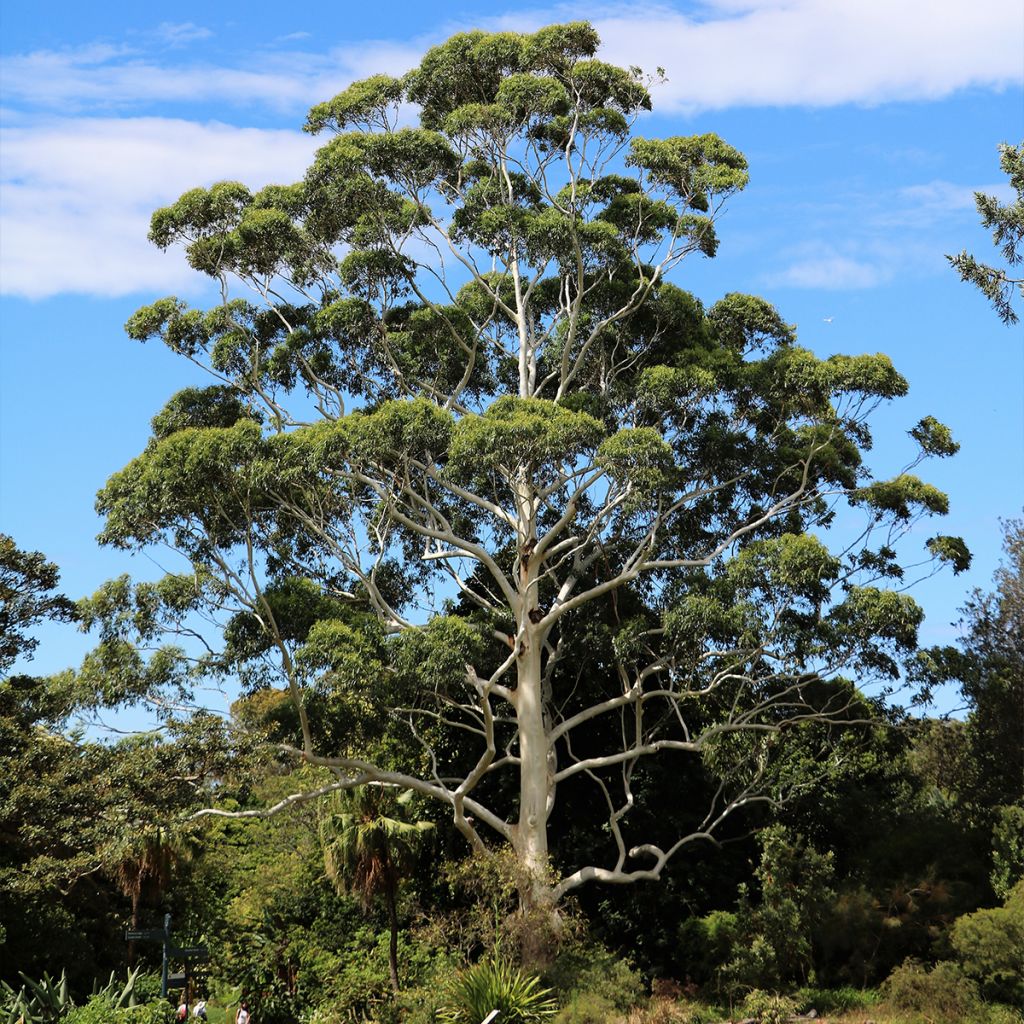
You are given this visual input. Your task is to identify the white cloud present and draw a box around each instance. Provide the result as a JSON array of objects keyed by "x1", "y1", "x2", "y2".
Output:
[
  {"x1": 588, "y1": 0, "x2": 1022, "y2": 110},
  {"x1": 0, "y1": 38, "x2": 425, "y2": 113},
  {"x1": 0, "y1": 118, "x2": 318, "y2": 298},
  {"x1": 1, "y1": 1, "x2": 1020, "y2": 115}
]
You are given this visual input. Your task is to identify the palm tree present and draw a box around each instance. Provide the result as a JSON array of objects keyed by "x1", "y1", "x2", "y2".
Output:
[
  {"x1": 319, "y1": 786, "x2": 433, "y2": 992},
  {"x1": 107, "y1": 823, "x2": 195, "y2": 964}
]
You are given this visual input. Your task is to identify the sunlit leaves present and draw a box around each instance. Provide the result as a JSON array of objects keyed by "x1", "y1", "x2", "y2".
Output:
[
  {"x1": 628, "y1": 134, "x2": 749, "y2": 209},
  {"x1": 447, "y1": 398, "x2": 604, "y2": 481},
  {"x1": 926, "y1": 535, "x2": 972, "y2": 574},
  {"x1": 305, "y1": 74, "x2": 405, "y2": 134},
  {"x1": 910, "y1": 415, "x2": 959, "y2": 458},
  {"x1": 854, "y1": 474, "x2": 950, "y2": 520},
  {"x1": 597, "y1": 427, "x2": 674, "y2": 495}
]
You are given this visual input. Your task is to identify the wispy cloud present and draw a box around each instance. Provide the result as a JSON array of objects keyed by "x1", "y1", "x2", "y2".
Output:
[
  {"x1": 152, "y1": 22, "x2": 215, "y2": 47},
  {"x1": 767, "y1": 249, "x2": 890, "y2": 290},
  {"x1": 0, "y1": 117, "x2": 318, "y2": 298},
  {"x1": 761, "y1": 178, "x2": 1007, "y2": 291}
]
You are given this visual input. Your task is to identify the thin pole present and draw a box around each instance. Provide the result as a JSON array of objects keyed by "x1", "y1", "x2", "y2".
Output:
[{"x1": 160, "y1": 914, "x2": 171, "y2": 999}]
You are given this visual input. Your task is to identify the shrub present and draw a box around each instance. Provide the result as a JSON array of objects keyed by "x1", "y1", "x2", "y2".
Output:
[
  {"x1": 739, "y1": 990, "x2": 796, "y2": 1024},
  {"x1": 712, "y1": 828, "x2": 835, "y2": 993},
  {"x1": 984, "y1": 1009, "x2": 1024, "y2": 1024},
  {"x1": 553, "y1": 991, "x2": 618, "y2": 1024},
  {"x1": 881, "y1": 959, "x2": 982, "y2": 1022},
  {"x1": 951, "y1": 879, "x2": 1024, "y2": 1003},
  {"x1": 676, "y1": 911, "x2": 738, "y2": 988},
  {"x1": 64, "y1": 999, "x2": 176, "y2": 1024},
  {"x1": 546, "y1": 944, "x2": 644, "y2": 1011}
]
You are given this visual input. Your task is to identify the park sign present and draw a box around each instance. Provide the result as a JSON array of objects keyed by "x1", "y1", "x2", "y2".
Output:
[
  {"x1": 123, "y1": 914, "x2": 208, "y2": 997},
  {"x1": 171, "y1": 946, "x2": 210, "y2": 962}
]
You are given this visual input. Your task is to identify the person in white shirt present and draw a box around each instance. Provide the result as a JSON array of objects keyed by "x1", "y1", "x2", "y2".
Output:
[{"x1": 235, "y1": 1000, "x2": 250, "y2": 1024}]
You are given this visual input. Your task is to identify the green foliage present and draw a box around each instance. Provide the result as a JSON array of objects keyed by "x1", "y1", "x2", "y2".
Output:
[
  {"x1": 739, "y1": 991, "x2": 797, "y2": 1024},
  {"x1": 926, "y1": 534, "x2": 972, "y2": 574},
  {"x1": 0, "y1": 535, "x2": 77, "y2": 672},
  {"x1": 545, "y1": 943, "x2": 644, "y2": 1010},
  {"x1": 1, "y1": 971, "x2": 147, "y2": 1024},
  {"x1": 909, "y1": 415, "x2": 959, "y2": 458},
  {"x1": 63, "y1": 999, "x2": 174, "y2": 1024},
  {"x1": 676, "y1": 911, "x2": 739, "y2": 990},
  {"x1": 725, "y1": 827, "x2": 835, "y2": 991},
  {"x1": 950, "y1": 880, "x2": 1024, "y2": 1004},
  {"x1": 948, "y1": 141, "x2": 1024, "y2": 325},
  {"x1": 551, "y1": 991, "x2": 618, "y2": 1024},
  {"x1": 440, "y1": 958, "x2": 557, "y2": 1024},
  {"x1": 792, "y1": 986, "x2": 878, "y2": 1015},
  {"x1": 991, "y1": 805, "x2": 1024, "y2": 899},
  {"x1": 1, "y1": 971, "x2": 71, "y2": 1023},
  {"x1": 881, "y1": 959, "x2": 983, "y2": 1023}
]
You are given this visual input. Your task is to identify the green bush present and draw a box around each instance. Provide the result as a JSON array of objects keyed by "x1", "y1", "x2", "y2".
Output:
[
  {"x1": 739, "y1": 990, "x2": 796, "y2": 1024},
  {"x1": 984, "y1": 1009, "x2": 1024, "y2": 1024},
  {"x1": 951, "y1": 879, "x2": 1024, "y2": 1003},
  {"x1": 552, "y1": 991, "x2": 618, "y2": 1024},
  {"x1": 64, "y1": 998, "x2": 175, "y2": 1024},
  {"x1": 676, "y1": 910, "x2": 738, "y2": 988},
  {"x1": 881, "y1": 959, "x2": 982, "y2": 1023},
  {"x1": 545, "y1": 943, "x2": 644, "y2": 1011},
  {"x1": 708, "y1": 828, "x2": 834, "y2": 993}
]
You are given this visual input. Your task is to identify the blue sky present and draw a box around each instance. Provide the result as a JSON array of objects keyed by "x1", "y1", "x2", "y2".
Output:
[{"x1": 1, "y1": 0, "x2": 1022, "y2": 715}]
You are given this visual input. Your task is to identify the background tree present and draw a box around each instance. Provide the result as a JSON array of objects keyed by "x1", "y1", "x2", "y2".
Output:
[
  {"x1": 916, "y1": 517, "x2": 1024, "y2": 898},
  {"x1": 947, "y1": 141, "x2": 1024, "y2": 325},
  {"x1": 0, "y1": 534, "x2": 76, "y2": 673},
  {"x1": 90, "y1": 22, "x2": 968, "y2": 931}
]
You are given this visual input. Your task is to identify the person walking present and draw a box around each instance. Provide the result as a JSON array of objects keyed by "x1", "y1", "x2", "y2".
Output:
[{"x1": 235, "y1": 1000, "x2": 250, "y2": 1024}]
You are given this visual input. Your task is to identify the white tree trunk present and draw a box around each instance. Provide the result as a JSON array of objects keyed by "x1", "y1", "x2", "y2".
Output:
[{"x1": 512, "y1": 635, "x2": 550, "y2": 896}]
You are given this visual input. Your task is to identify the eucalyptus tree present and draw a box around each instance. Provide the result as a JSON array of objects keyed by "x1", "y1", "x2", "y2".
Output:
[{"x1": 91, "y1": 23, "x2": 969, "y2": 921}]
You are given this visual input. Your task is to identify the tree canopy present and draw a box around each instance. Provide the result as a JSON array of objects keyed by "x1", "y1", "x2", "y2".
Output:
[{"x1": 83, "y1": 22, "x2": 968, "y2": 924}]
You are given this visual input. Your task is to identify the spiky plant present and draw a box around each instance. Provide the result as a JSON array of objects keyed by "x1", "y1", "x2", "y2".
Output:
[{"x1": 440, "y1": 958, "x2": 557, "y2": 1024}]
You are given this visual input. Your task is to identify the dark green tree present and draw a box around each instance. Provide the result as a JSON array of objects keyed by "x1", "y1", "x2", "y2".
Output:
[
  {"x1": 948, "y1": 141, "x2": 1024, "y2": 325},
  {"x1": 90, "y1": 22, "x2": 968, "y2": 924},
  {"x1": 916, "y1": 517, "x2": 1024, "y2": 903}
]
